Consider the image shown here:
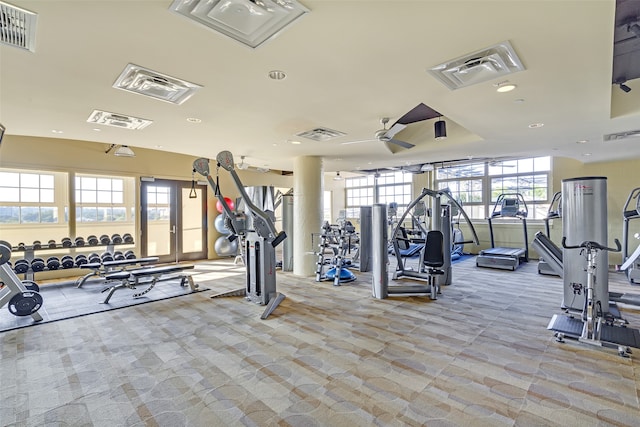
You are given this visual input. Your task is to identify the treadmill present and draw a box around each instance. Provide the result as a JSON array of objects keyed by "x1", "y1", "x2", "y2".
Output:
[
  {"x1": 537, "y1": 191, "x2": 562, "y2": 276},
  {"x1": 476, "y1": 193, "x2": 528, "y2": 271}
]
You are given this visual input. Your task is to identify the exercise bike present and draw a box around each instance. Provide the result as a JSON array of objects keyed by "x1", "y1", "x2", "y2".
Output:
[{"x1": 551, "y1": 237, "x2": 634, "y2": 357}]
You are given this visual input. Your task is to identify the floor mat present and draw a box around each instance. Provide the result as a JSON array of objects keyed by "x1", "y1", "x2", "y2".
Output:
[{"x1": 0, "y1": 277, "x2": 208, "y2": 333}]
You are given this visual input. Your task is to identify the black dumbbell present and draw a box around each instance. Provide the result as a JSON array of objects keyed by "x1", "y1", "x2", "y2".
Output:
[
  {"x1": 61, "y1": 237, "x2": 72, "y2": 248},
  {"x1": 88, "y1": 253, "x2": 101, "y2": 264},
  {"x1": 122, "y1": 233, "x2": 134, "y2": 244},
  {"x1": 46, "y1": 256, "x2": 61, "y2": 270},
  {"x1": 113, "y1": 251, "x2": 125, "y2": 261},
  {"x1": 33, "y1": 240, "x2": 42, "y2": 250},
  {"x1": 99, "y1": 235, "x2": 111, "y2": 245},
  {"x1": 74, "y1": 236, "x2": 85, "y2": 246},
  {"x1": 101, "y1": 252, "x2": 114, "y2": 262},
  {"x1": 17, "y1": 242, "x2": 26, "y2": 251},
  {"x1": 61, "y1": 255, "x2": 75, "y2": 269},
  {"x1": 75, "y1": 254, "x2": 88, "y2": 267},
  {"x1": 31, "y1": 258, "x2": 45, "y2": 272},
  {"x1": 111, "y1": 234, "x2": 123, "y2": 244},
  {"x1": 47, "y1": 239, "x2": 57, "y2": 249},
  {"x1": 14, "y1": 259, "x2": 29, "y2": 274},
  {"x1": 124, "y1": 250, "x2": 136, "y2": 260},
  {"x1": 87, "y1": 235, "x2": 99, "y2": 246}
]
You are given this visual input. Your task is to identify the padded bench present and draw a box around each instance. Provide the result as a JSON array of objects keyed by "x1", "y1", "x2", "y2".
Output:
[
  {"x1": 101, "y1": 264, "x2": 197, "y2": 304},
  {"x1": 76, "y1": 257, "x2": 159, "y2": 288}
]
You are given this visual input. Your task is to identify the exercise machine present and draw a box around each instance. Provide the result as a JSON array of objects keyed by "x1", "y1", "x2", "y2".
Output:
[
  {"x1": 315, "y1": 220, "x2": 358, "y2": 286},
  {"x1": 621, "y1": 187, "x2": 640, "y2": 284},
  {"x1": 476, "y1": 193, "x2": 528, "y2": 271},
  {"x1": 194, "y1": 152, "x2": 287, "y2": 319},
  {"x1": 0, "y1": 240, "x2": 44, "y2": 321},
  {"x1": 536, "y1": 191, "x2": 562, "y2": 276},
  {"x1": 373, "y1": 188, "x2": 478, "y2": 299},
  {"x1": 548, "y1": 237, "x2": 640, "y2": 356}
]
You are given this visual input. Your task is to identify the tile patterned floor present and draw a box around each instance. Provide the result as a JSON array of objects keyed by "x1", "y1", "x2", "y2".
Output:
[{"x1": 1, "y1": 257, "x2": 639, "y2": 426}]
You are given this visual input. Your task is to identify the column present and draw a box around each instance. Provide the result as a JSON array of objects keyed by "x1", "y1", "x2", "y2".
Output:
[{"x1": 293, "y1": 156, "x2": 323, "y2": 276}]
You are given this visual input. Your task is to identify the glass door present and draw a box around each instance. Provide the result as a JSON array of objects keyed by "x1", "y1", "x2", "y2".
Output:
[{"x1": 141, "y1": 179, "x2": 207, "y2": 263}]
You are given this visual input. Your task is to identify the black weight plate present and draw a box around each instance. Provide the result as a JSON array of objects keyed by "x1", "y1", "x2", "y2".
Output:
[
  {"x1": 21, "y1": 280, "x2": 40, "y2": 292},
  {"x1": 8, "y1": 291, "x2": 43, "y2": 317},
  {"x1": 0, "y1": 241, "x2": 11, "y2": 266}
]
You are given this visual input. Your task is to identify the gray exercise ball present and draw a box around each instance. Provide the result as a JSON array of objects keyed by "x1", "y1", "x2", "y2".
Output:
[
  {"x1": 214, "y1": 236, "x2": 238, "y2": 256},
  {"x1": 214, "y1": 214, "x2": 230, "y2": 234}
]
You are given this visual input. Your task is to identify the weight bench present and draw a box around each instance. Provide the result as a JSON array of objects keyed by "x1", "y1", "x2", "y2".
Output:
[
  {"x1": 100, "y1": 264, "x2": 196, "y2": 304},
  {"x1": 76, "y1": 257, "x2": 159, "y2": 288}
]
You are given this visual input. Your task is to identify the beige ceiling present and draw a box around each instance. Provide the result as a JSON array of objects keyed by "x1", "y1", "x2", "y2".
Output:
[{"x1": 1, "y1": 0, "x2": 639, "y2": 173}]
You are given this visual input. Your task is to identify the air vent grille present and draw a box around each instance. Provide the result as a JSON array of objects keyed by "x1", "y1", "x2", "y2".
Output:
[
  {"x1": 428, "y1": 41, "x2": 525, "y2": 90},
  {"x1": 87, "y1": 110, "x2": 153, "y2": 130},
  {"x1": 296, "y1": 127, "x2": 346, "y2": 142},
  {"x1": 604, "y1": 129, "x2": 640, "y2": 142},
  {"x1": 113, "y1": 64, "x2": 202, "y2": 105},
  {"x1": 0, "y1": 1, "x2": 37, "y2": 52}
]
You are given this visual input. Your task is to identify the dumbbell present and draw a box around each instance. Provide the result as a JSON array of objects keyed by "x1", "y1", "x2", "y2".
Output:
[
  {"x1": 61, "y1": 237, "x2": 72, "y2": 248},
  {"x1": 33, "y1": 240, "x2": 42, "y2": 250},
  {"x1": 101, "y1": 252, "x2": 114, "y2": 262},
  {"x1": 122, "y1": 233, "x2": 134, "y2": 244},
  {"x1": 61, "y1": 255, "x2": 75, "y2": 269},
  {"x1": 87, "y1": 235, "x2": 99, "y2": 246},
  {"x1": 14, "y1": 259, "x2": 29, "y2": 274},
  {"x1": 88, "y1": 253, "x2": 101, "y2": 264},
  {"x1": 99, "y1": 235, "x2": 111, "y2": 245},
  {"x1": 75, "y1": 254, "x2": 88, "y2": 267},
  {"x1": 111, "y1": 234, "x2": 123, "y2": 244},
  {"x1": 48, "y1": 239, "x2": 57, "y2": 249},
  {"x1": 31, "y1": 258, "x2": 45, "y2": 272},
  {"x1": 46, "y1": 256, "x2": 61, "y2": 270},
  {"x1": 17, "y1": 242, "x2": 26, "y2": 251},
  {"x1": 124, "y1": 250, "x2": 136, "y2": 260},
  {"x1": 113, "y1": 251, "x2": 125, "y2": 261}
]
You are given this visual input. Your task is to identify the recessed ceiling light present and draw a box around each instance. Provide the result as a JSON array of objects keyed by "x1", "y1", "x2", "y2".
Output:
[
  {"x1": 528, "y1": 123, "x2": 544, "y2": 129},
  {"x1": 496, "y1": 83, "x2": 517, "y2": 93},
  {"x1": 582, "y1": 152, "x2": 592, "y2": 156},
  {"x1": 272, "y1": 143, "x2": 278, "y2": 146},
  {"x1": 576, "y1": 140, "x2": 588, "y2": 144},
  {"x1": 51, "y1": 129, "x2": 63, "y2": 134},
  {"x1": 186, "y1": 117, "x2": 202, "y2": 123},
  {"x1": 268, "y1": 70, "x2": 286, "y2": 80},
  {"x1": 155, "y1": 145, "x2": 163, "y2": 149},
  {"x1": 92, "y1": 128, "x2": 101, "y2": 132},
  {"x1": 290, "y1": 140, "x2": 301, "y2": 145}
]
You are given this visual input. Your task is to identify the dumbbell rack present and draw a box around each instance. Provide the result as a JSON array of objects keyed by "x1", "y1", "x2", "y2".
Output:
[{"x1": 12, "y1": 241, "x2": 135, "y2": 281}]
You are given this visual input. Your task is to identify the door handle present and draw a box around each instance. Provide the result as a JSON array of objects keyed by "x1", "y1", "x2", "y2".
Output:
[{"x1": 170, "y1": 225, "x2": 176, "y2": 234}]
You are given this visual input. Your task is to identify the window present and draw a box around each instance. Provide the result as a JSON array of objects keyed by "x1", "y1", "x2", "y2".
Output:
[
  {"x1": 146, "y1": 186, "x2": 171, "y2": 221},
  {"x1": 0, "y1": 171, "x2": 58, "y2": 223},
  {"x1": 435, "y1": 157, "x2": 551, "y2": 220},
  {"x1": 345, "y1": 171, "x2": 412, "y2": 218},
  {"x1": 75, "y1": 175, "x2": 128, "y2": 222}
]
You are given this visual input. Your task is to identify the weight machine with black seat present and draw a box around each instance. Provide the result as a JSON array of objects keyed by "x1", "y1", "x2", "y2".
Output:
[
  {"x1": 476, "y1": 193, "x2": 529, "y2": 271},
  {"x1": 194, "y1": 152, "x2": 287, "y2": 319}
]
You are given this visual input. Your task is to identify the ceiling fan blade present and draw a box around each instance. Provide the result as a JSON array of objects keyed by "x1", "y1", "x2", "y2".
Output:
[
  {"x1": 341, "y1": 139, "x2": 376, "y2": 145},
  {"x1": 383, "y1": 123, "x2": 407, "y2": 139},
  {"x1": 395, "y1": 103, "x2": 441, "y2": 125},
  {"x1": 387, "y1": 138, "x2": 415, "y2": 149}
]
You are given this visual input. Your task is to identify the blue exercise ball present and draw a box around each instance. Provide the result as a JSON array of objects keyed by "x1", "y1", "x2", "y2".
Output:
[
  {"x1": 214, "y1": 214, "x2": 230, "y2": 234},
  {"x1": 214, "y1": 236, "x2": 238, "y2": 256}
]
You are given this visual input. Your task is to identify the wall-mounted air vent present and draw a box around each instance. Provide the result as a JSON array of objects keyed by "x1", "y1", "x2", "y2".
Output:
[
  {"x1": 169, "y1": 0, "x2": 309, "y2": 49},
  {"x1": 604, "y1": 129, "x2": 640, "y2": 142},
  {"x1": 113, "y1": 64, "x2": 202, "y2": 105},
  {"x1": 0, "y1": 1, "x2": 37, "y2": 52},
  {"x1": 87, "y1": 110, "x2": 153, "y2": 130},
  {"x1": 428, "y1": 41, "x2": 525, "y2": 90},
  {"x1": 296, "y1": 127, "x2": 346, "y2": 142}
]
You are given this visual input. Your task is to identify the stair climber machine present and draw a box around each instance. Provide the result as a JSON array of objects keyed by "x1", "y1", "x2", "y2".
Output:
[
  {"x1": 533, "y1": 191, "x2": 563, "y2": 276},
  {"x1": 621, "y1": 187, "x2": 640, "y2": 284},
  {"x1": 476, "y1": 193, "x2": 529, "y2": 271},
  {"x1": 547, "y1": 177, "x2": 640, "y2": 356},
  {"x1": 372, "y1": 188, "x2": 479, "y2": 300},
  {"x1": 193, "y1": 152, "x2": 287, "y2": 319}
]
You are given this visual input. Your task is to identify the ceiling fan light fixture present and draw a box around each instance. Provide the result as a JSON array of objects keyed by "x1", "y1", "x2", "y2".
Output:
[
  {"x1": 333, "y1": 171, "x2": 343, "y2": 181},
  {"x1": 114, "y1": 145, "x2": 136, "y2": 157},
  {"x1": 434, "y1": 119, "x2": 447, "y2": 140}
]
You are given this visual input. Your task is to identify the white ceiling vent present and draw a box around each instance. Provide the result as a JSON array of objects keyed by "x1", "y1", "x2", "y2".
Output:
[
  {"x1": 0, "y1": 1, "x2": 37, "y2": 52},
  {"x1": 604, "y1": 129, "x2": 640, "y2": 142},
  {"x1": 296, "y1": 127, "x2": 346, "y2": 142},
  {"x1": 87, "y1": 110, "x2": 153, "y2": 130},
  {"x1": 428, "y1": 41, "x2": 525, "y2": 90},
  {"x1": 169, "y1": 0, "x2": 309, "y2": 49},
  {"x1": 113, "y1": 64, "x2": 202, "y2": 105}
]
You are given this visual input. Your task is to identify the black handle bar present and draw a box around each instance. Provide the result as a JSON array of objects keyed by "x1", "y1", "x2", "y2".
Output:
[{"x1": 561, "y1": 237, "x2": 621, "y2": 253}]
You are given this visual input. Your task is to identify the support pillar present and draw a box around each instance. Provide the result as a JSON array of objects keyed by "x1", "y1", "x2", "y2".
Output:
[{"x1": 293, "y1": 156, "x2": 323, "y2": 276}]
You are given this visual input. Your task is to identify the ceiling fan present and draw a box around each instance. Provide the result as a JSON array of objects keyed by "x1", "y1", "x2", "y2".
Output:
[{"x1": 341, "y1": 117, "x2": 415, "y2": 152}]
